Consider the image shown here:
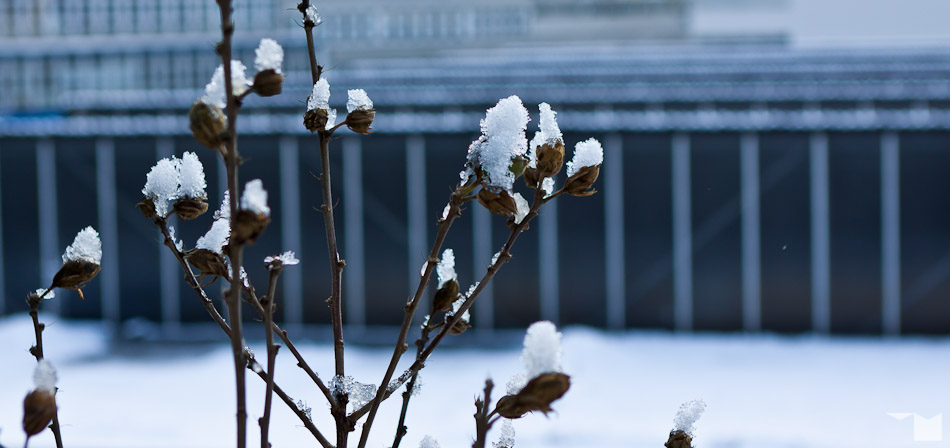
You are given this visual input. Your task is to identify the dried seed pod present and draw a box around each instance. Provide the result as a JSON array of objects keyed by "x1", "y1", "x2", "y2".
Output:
[
  {"x1": 232, "y1": 209, "x2": 270, "y2": 245},
  {"x1": 509, "y1": 155, "x2": 529, "y2": 179},
  {"x1": 523, "y1": 167, "x2": 540, "y2": 189},
  {"x1": 189, "y1": 100, "x2": 227, "y2": 150},
  {"x1": 536, "y1": 141, "x2": 565, "y2": 179},
  {"x1": 448, "y1": 317, "x2": 471, "y2": 335},
  {"x1": 252, "y1": 69, "x2": 283, "y2": 97},
  {"x1": 185, "y1": 248, "x2": 230, "y2": 279},
  {"x1": 665, "y1": 430, "x2": 693, "y2": 448},
  {"x1": 493, "y1": 372, "x2": 571, "y2": 419},
  {"x1": 562, "y1": 165, "x2": 601, "y2": 197},
  {"x1": 346, "y1": 109, "x2": 375, "y2": 135},
  {"x1": 304, "y1": 109, "x2": 329, "y2": 133},
  {"x1": 50, "y1": 260, "x2": 101, "y2": 300},
  {"x1": 477, "y1": 189, "x2": 518, "y2": 217},
  {"x1": 433, "y1": 279, "x2": 460, "y2": 313},
  {"x1": 22, "y1": 389, "x2": 56, "y2": 438},
  {"x1": 137, "y1": 198, "x2": 158, "y2": 220},
  {"x1": 172, "y1": 197, "x2": 209, "y2": 221}
]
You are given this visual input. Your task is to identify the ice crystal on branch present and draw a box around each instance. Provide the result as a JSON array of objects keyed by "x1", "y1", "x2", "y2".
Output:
[
  {"x1": 196, "y1": 219, "x2": 230, "y2": 255},
  {"x1": 254, "y1": 38, "x2": 284, "y2": 73},
  {"x1": 203, "y1": 60, "x2": 250, "y2": 109},
  {"x1": 566, "y1": 138, "x2": 604, "y2": 177},
  {"x1": 468, "y1": 96, "x2": 530, "y2": 191},
  {"x1": 329, "y1": 375, "x2": 377, "y2": 410},
  {"x1": 34, "y1": 288, "x2": 54, "y2": 300},
  {"x1": 436, "y1": 248, "x2": 457, "y2": 287},
  {"x1": 541, "y1": 178, "x2": 555, "y2": 197},
  {"x1": 493, "y1": 419, "x2": 516, "y2": 448},
  {"x1": 142, "y1": 157, "x2": 180, "y2": 217},
  {"x1": 63, "y1": 226, "x2": 102, "y2": 265},
  {"x1": 346, "y1": 89, "x2": 373, "y2": 113},
  {"x1": 673, "y1": 400, "x2": 706, "y2": 437},
  {"x1": 240, "y1": 179, "x2": 270, "y2": 217},
  {"x1": 33, "y1": 359, "x2": 57, "y2": 393},
  {"x1": 178, "y1": 152, "x2": 206, "y2": 199},
  {"x1": 513, "y1": 193, "x2": 529, "y2": 224},
  {"x1": 419, "y1": 435, "x2": 441, "y2": 448},
  {"x1": 304, "y1": 5, "x2": 323, "y2": 25},
  {"x1": 213, "y1": 191, "x2": 231, "y2": 221},
  {"x1": 307, "y1": 78, "x2": 331, "y2": 111},
  {"x1": 265, "y1": 251, "x2": 299, "y2": 269}
]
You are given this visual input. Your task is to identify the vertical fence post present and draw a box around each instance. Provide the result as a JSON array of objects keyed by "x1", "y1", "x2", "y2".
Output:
[
  {"x1": 96, "y1": 137, "x2": 120, "y2": 326},
  {"x1": 406, "y1": 135, "x2": 427, "y2": 326},
  {"x1": 810, "y1": 132, "x2": 831, "y2": 334},
  {"x1": 672, "y1": 133, "x2": 692, "y2": 331},
  {"x1": 157, "y1": 137, "x2": 180, "y2": 334},
  {"x1": 343, "y1": 136, "x2": 365, "y2": 328},
  {"x1": 473, "y1": 202, "x2": 493, "y2": 329},
  {"x1": 37, "y1": 138, "x2": 59, "y2": 315},
  {"x1": 604, "y1": 133, "x2": 625, "y2": 330},
  {"x1": 881, "y1": 132, "x2": 901, "y2": 336},
  {"x1": 539, "y1": 198, "x2": 559, "y2": 324},
  {"x1": 279, "y1": 135, "x2": 303, "y2": 328},
  {"x1": 741, "y1": 132, "x2": 761, "y2": 332}
]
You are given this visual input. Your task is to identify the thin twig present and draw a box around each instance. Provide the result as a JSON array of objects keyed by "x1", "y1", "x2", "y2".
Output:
[
  {"x1": 472, "y1": 379, "x2": 495, "y2": 448},
  {"x1": 390, "y1": 323, "x2": 434, "y2": 448},
  {"x1": 353, "y1": 189, "x2": 469, "y2": 447},
  {"x1": 260, "y1": 268, "x2": 282, "y2": 448},
  {"x1": 247, "y1": 358, "x2": 335, "y2": 448},
  {"x1": 26, "y1": 295, "x2": 64, "y2": 448}
]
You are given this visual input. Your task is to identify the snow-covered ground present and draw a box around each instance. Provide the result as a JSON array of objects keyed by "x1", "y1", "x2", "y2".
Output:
[{"x1": 1, "y1": 315, "x2": 947, "y2": 448}]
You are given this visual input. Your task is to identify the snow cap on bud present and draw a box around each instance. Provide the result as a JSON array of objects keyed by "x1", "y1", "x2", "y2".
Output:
[
  {"x1": 51, "y1": 227, "x2": 102, "y2": 299},
  {"x1": 173, "y1": 152, "x2": 209, "y2": 220},
  {"x1": 23, "y1": 359, "x2": 58, "y2": 438},
  {"x1": 530, "y1": 103, "x2": 565, "y2": 181},
  {"x1": 264, "y1": 251, "x2": 300, "y2": 271},
  {"x1": 304, "y1": 79, "x2": 336, "y2": 132},
  {"x1": 188, "y1": 194, "x2": 231, "y2": 280},
  {"x1": 232, "y1": 179, "x2": 271, "y2": 245},
  {"x1": 345, "y1": 89, "x2": 375, "y2": 135},
  {"x1": 253, "y1": 38, "x2": 284, "y2": 97},
  {"x1": 665, "y1": 400, "x2": 706, "y2": 448},
  {"x1": 433, "y1": 249, "x2": 459, "y2": 312},
  {"x1": 202, "y1": 60, "x2": 250, "y2": 109},
  {"x1": 189, "y1": 100, "x2": 227, "y2": 150},
  {"x1": 467, "y1": 96, "x2": 530, "y2": 192},
  {"x1": 563, "y1": 138, "x2": 604, "y2": 197}
]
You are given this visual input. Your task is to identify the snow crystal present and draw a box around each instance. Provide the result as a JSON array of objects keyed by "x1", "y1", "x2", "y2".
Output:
[
  {"x1": 436, "y1": 248, "x2": 456, "y2": 287},
  {"x1": 506, "y1": 372, "x2": 527, "y2": 395},
  {"x1": 327, "y1": 109, "x2": 338, "y2": 128},
  {"x1": 265, "y1": 251, "x2": 299, "y2": 268},
  {"x1": 566, "y1": 138, "x2": 604, "y2": 177},
  {"x1": 178, "y1": 152, "x2": 206, "y2": 199},
  {"x1": 296, "y1": 399, "x2": 313, "y2": 422},
  {"x1": 541, "y1": 178, "x2": 555, "y2": 197},
  {"x1": 196, "y1": 218, "x2": 230, "y2": 255},
  {"x1": 63, "y1": 226, "x2": 102, "y2": 265},
  {"x1": 142, "y1": 157, "x2": 180, "y2": 217},
  {"x1": 538, "y1": 103, "x2": 562, "y2": 146},
  {"x1": 169, "y1": 226, "x2": 184, "y2": 252},
  {"x1": 304, "y1": 5, "x2": 323, "y2": 25},
  {"x1": 213, "y1": 191, "x2": 231, "y2": 221},
  {"x1": 35, "y1": 288, "x2": 55, "y2": 300},
  {"x1": 202, "y1": 60, "x2": 250, "y2": 109},
  {"x1": 447, "y1": 297, "x2": 470, "y2": 323},
  {"x1": 419, "y1": 435, "x2": 441, "y2": 448},
  {"x1": 491, "y1": 251, "x2": 501, "y2": 266},
  {"x1": 254, "y1": 38, "x2": 283, "y2": 73},
  {"x1": 520, "y1": 321, "x2": 562, "y2": 379},
  {"x1": 673, "y1": 399, "x2": 706, "y2": 436},
  {"x1": 492, "y1": 419, "x2": 516, "y2": 448},
  {"x1": 472, "y1": 96, "x2": 530, "y2": 191},
  {"x1": 240, "y1": 179, "x2": 270, "y2": 216},
  {"x1": 33, "y1": 359, "x2": 57, "y2": 393},
  {"x1": 441, "y1": 204, "x2": 451, "y2": 221},
  {"x1": 513, "y1": 193, "x2": 529, "y2": 224},
  {"x1": 329, "y1": 375, "x2": 378, "y2": 409},
  {"x1": 239, "y1": 266, "x2": 249, "y2": 288},
  {"x1": 527, "y1": 132, "x2": 541, "y2": 169},
  {"x1": 346, "y1": 89, "x2": 373, "y2": 113},
  {"x1": 307, "y1": 78, "x2": 330, "y2": 111}
]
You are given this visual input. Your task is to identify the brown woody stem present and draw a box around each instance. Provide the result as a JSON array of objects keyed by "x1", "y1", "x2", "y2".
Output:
[
  {"x1": 260, "y1": 268, "x2": 282, "y2": 448},
  {"x1": 26, "y1": 296, "x2": 64, "y2": 448},
  {"x1": 472, "y1": 380, "x2": 495, "y2": 448}
]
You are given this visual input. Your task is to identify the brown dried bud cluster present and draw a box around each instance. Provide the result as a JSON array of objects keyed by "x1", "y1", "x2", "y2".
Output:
[
  {"x1": 346, "y1": 109, "x2": 375, "y2": 135},
  {"x1": 185, "y1": 248, "x2": 230, "y2": 279},
  {"x1": 562, "y1": 165, "x2": 601, "y2": 197},
  {"x1": 232, "y1": 210, "x2": 270, "y2": 245},
  {"x1": 252, "y1": 69, "x2": 283, "y2": 97},
  {"x1": 51, "y1": 260, "x2": 101, "y2": 300},
  {"x1": 304, "y1": 109, "x2": 330, "y2": 133},
  {"x1": 665, "y1": 430, "x2": 693, "y2": 448},
  {"x1": 172, "y1": 197, "x2": 209, "y2": 221},
  {"x1": 477, "y1": 188, "x2": 517, "y2": 217},
  {"x1": 22, "y1": 389, "x2": 56, "y2": 438},
  {"x1": 433, "y1": 279, "x2": 459, "y2": 313},
  {"x1": 536, "y1": 141, "x2": 565, "y2": 179},
  {"x1": 189, "y1": 100, "x2": 227, "y2": 149},
  {"x1": 494, "y1": 372, "x2": 570, "y2": 419},
  {"x1": 137, "y1": 198, "x2": 159, "y2": 220}
]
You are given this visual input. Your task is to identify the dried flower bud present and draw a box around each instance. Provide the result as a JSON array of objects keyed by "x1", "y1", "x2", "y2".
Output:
[
  {"x1": 562, "y1": 165, "x2": 600, "y2": 197},
  {"x1": 22, "y1": 389, "x2": 56, "y2": 438},
  {"x1": 185, "y1": 248, "x2": 230, "y2": 279},
  {"x1": 346, "y1": 109, "x2": 375, "y2": 135},
  {"x1": 433, "y1": 279, "x2": 459, "y2": 313},
  {"x1": 523, "y1": 167, "x2": 540, "y2": 189},
  {"x1": 493, "y1": 372, "x2": 570, "y2": 419},
  {"x1": 232, "y1": 209, "x2": 270, "y2": 245},
  {"x1": 536, "y1": 141, "x2": 565, "y2": 179},
  {"x1": 50, "y1": 260, "x2": 101, "y2": 300},
  {"x1": 172, "y1": 197, "x2": 209, "y2": 221},
  {"x1": 477, "y1": 189, "x2": 518, "y2": 217},
  {"x1": 304, "y1": 109, "x2": 330, "y2": 133},
  {"x1": 509, "y1": 155, "x2": 529, "y2": 179},
  {"x1": 189, "y1": 100, "x2": 227, "y2": 150},
  {"x1": 137, "y1": 198, "x2": 158, "y2": 220},
  {"x1": 448, "y1": 317, "x2": 471, "y2": 335},
  {"x1": 665, "y1": 430, "x2": 693, "y2": 448},
  {"x1": 252, "y1": 69, "x2": 283, "y2": 97}
]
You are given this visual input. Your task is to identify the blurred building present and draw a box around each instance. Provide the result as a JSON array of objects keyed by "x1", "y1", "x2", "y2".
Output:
[{"x1": 1, "y1": 0, "x2": 950, "y2": 336}]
